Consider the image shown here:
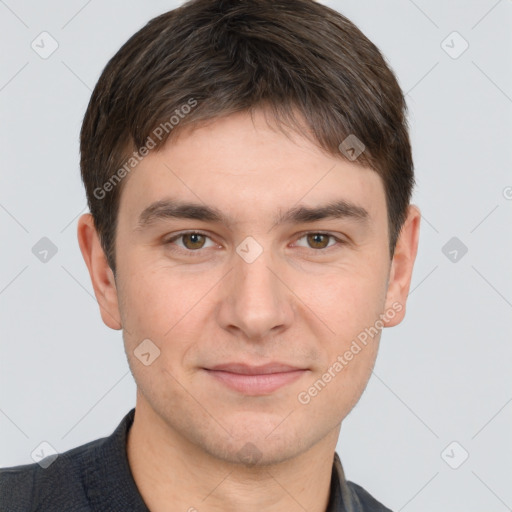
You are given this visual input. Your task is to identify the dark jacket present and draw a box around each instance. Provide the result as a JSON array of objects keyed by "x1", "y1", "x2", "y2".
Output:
[{"x1": 0, "y1": 409, "x2": 392, "y2": 511}]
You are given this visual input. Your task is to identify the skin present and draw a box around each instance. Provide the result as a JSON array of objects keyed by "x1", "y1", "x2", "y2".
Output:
[{"x1": 77, "y1": 109, "x2": 420, "y2": 512}]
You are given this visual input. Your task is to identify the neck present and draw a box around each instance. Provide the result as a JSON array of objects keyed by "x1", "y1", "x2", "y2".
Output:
[{"x1": 126, "y1": 399, "x2": 340, "y2": 512}]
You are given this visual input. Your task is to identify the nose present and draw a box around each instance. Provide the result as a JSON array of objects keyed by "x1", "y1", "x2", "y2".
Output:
[{"x1": 216, "y1": 244, "x2": 294, "y2": 342}]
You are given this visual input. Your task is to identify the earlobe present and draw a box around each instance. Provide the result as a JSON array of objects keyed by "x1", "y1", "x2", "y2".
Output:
[
  {"x1": 383, "y1": 205, "x2": 421, "y2": 327},
  {"x1": 77, "y1": 213, "x2": 122, "y2": 330}
]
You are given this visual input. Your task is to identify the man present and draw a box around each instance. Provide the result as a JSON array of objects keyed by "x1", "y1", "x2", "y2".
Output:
[{"x1": 0, "y1": 0, "x2": 420, "y2": 510}]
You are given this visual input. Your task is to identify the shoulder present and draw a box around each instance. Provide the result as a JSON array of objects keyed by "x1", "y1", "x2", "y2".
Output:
[
  {"x1": 0, "y1": 461, "x2": 37, "y2": 512},
  {"x1": 0, "y1": 435, "x2": 108, "y2": 512},
  {"x1": 345, "y1": 480, "x2": 394, "y2": 512}
]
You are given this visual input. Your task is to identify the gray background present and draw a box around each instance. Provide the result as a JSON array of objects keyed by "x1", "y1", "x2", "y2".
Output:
[{"x1": 1, "y1": 0, "x2": 511, "y2": 510}]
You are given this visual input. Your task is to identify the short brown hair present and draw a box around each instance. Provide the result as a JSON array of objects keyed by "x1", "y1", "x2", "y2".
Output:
[{"x1": 80, "y1": 0, "x2": 414, "y2": 274}]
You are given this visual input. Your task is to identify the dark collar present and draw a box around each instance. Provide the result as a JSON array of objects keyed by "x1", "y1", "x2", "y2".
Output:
[{"x1": 84, "y1": 408, "x2": 149, "y2": 511}]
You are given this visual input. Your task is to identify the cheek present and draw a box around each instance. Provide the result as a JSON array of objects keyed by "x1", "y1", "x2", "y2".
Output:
[
  {"x1": 118, "y1": 268, "x2": 204, "y2": 393},
  {"x1": 117, "y1": 262, "x2": 221, "y2": 346},
  {"x1": 116, "y1": 265, "x2": 176, "y2": 340},
  {"x1": 322, "y1": 263, "x2": 388, "y2": 397},
  {"x1": 300, "y1": 261, "x2": 388, "y2": 335},
  {"x1": 296, "y1": 295, "x2": 383, "y2": 425},
  {"x1": 293, "y1": 261, "x2": 387, "y2": 395}
]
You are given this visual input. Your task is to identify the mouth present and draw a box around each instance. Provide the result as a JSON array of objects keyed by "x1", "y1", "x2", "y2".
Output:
[{"x1": 203, "y1": 363, "x2": 309, "y2": 395}]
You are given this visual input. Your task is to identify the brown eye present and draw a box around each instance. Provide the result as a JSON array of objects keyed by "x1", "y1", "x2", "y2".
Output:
[
  {"x1": 165, "y1": 231, "x2": 216, "y2": 254},
  {"x1": 306, "y1": 233, "x2": 331, "y2": 249},
  {"x1": 293, "y1": 232, "x2": 345, "y2": 252},
  {"x1": 181, "y1": 233, "x2": 207, "y2": 250}
]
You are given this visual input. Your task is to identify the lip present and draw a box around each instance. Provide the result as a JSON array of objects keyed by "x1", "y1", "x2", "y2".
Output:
[{"x1": 204, "y1": 363, "x2": 308, "y2": 395}]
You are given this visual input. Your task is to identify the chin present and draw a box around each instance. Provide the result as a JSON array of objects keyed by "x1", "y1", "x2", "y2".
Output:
[{"x1": 198, "y1": 418, "x2": 316, "y2": 467}]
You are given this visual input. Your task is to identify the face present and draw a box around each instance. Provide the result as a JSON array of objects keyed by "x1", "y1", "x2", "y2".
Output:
[{"x1": 79, "y1": 109, "x2": 419, "y2": 466}]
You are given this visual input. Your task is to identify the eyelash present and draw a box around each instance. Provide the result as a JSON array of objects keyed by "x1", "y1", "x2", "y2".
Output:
[{"x1": 164, "y1": 230, "x2": 346, "y2": 257}]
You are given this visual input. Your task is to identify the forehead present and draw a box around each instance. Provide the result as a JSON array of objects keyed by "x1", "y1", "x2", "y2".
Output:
[{"x1": 117, "y1": 110, "x2": 387, "y2": 228}]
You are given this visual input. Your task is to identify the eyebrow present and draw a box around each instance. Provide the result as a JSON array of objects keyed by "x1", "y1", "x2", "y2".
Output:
[{"x1": 135, "y1": 198, "x2": 369, "y2": 231}]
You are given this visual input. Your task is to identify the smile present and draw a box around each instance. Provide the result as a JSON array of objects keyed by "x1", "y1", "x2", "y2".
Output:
[{"x1": 203, "y1": 363, "x2": 308, "y2": 395}]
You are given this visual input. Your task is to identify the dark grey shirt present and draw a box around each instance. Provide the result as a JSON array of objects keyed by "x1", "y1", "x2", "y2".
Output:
[{"x1": 0, "y1": 408, "x2": 392, "y2": 511}]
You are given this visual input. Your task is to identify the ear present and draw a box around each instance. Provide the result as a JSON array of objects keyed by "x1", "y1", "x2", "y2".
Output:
[
  {"x1": 383, "y1": 205, "x2": 421, "y2": 327},
  {"x1": 77, "y1": 213, "x2": 122, "y2": 330}
]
